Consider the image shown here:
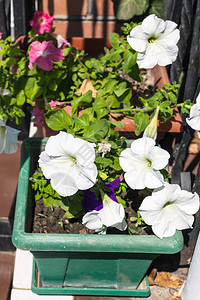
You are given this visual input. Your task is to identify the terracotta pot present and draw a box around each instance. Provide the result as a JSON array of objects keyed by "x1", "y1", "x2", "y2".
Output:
[{"x1": 34, "y1": 65, "x2": 183, "y2": 139}]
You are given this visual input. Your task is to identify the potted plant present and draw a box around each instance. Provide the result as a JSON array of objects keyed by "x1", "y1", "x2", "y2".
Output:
[
  {"x1": 11, "y1": 12, "x2": 199, "y2": 297},
  {"x1": 0, "y1": 11, "x2": 185, "y2": 141}
]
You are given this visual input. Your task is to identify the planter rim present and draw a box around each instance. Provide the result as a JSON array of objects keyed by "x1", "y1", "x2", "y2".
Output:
[{"x1": 12, "y1": 137, "x2": 183, "y2": 254}]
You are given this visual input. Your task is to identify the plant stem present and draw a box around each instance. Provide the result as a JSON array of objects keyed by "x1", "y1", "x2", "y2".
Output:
[{"x1": 109, "y1": 107, "x2": 153, "y2": 113}]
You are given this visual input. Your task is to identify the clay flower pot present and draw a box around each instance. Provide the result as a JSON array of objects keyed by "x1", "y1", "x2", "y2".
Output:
[{"x1": 34, "y1": 65, "x2": 183, "y2": 139}]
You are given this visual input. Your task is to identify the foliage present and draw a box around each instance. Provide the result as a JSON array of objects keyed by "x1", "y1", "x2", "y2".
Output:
[{"x1": 112, "y1": 0, "x2": 165, "y2": 20}]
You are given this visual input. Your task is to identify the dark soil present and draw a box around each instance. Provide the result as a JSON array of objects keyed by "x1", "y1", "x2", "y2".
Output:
[{"x1": 32, "y1": 189, "x2": 152, "y2": 235}]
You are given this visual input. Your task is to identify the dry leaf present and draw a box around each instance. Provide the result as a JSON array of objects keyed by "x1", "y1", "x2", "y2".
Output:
[
  {"x1": 188, "y1": 143, "x2": 199, "y2": 154},
  {"x1": 76, "y1": 78, "x2": 97, "y2": 98},
  {"x1": 148, "y1": 268, "x2": 157, "y2": 286},
  {"x1": 155, "y1": 272, "x2": 183, "y2": 289}
]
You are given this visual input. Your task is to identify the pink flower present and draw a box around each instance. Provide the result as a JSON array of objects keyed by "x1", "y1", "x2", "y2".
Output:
[
  {"x1": 49, "y1": 100, "x2": 65, "y2": 108},
  {"x1": 33, "y1": 107, "x2": 45, "y2": 127},
  {"x1": 49, "y1": 100, "x2": 57, "y2": 108},
  {"x1": 30, "y1": 11, "x2": 54, "y2": 34},
  {"x1": 55, "y1": 35, "x2": 71, "y2": 48},
  {"x1": 28, "y1": 40, "x2": 64, "y2": 71},
  {"x1": 0, "y1": 32, "x2": 2, "y2": 39}
]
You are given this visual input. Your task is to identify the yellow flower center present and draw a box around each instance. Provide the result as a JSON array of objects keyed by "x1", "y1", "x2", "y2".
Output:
[
  {"x1": 163, "y1": 201, "x2": 174, "y2": 208},
  {"x1": 148, "y1": 36, "x2": 157, "y2": 43},
  {"x1": 146, "y1": 159, "x2": 152, "y2": 167},
  {"x1": 70, "y1": 155, "x2": 76, "y2": 165},
  {"x1": 39, "y1": 17, "x2": 44, "y2": 23}
]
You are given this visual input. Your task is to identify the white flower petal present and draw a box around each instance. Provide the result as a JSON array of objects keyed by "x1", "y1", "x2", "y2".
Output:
[
  {"x1": 120, "y1": 137, "x2": 169, "y2": 190},
  {"x1": 139, "y1": 183, "x2": 200, "y2": 239},
  {"x1": 131, "y1": 137, "x2": 155, "y2": 158},
  {"x1": 150, "y1": 146, "x2": 170, "y2": 169},
  {"x1": 119, "y1": 148, "x2": 142, "y2": 172},
  {"x1": 186, "y1": 116, "x2": 200, "y2": 131},
  {"x1": 142, "y1": 14, "x2": 165, "y2": 36},
  {"x1": 128, "y1": 14, "x2": 180, "y2": 68},
  {"x1": 159, "y1": 28, "x2": 180, "y2": 46},
  {"x1": 82, "y1": 211, "x2": 103, "y2": 230},
  {"x1": 137, "y1": 48, "x2": 158, "y2": 69},
  {"x1": 4, "y1": 125, "x2": 20, "y2": 154},
  {"x1": 99, "y1": 193, "x2": 127, "y2": 231},
  {"x1": 175, "y1": 191, "x2": 200, "y2": 215},
  {"x1": 39, "y1": 132, "x2": 97, "y2": 196},
  {"x1": 163, "y1": 20, "x2": 178, "y2": 35}
]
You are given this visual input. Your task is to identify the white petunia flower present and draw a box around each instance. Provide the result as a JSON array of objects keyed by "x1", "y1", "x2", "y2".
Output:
[
  {"x1": 82, "y1": 191, "x2": 127, "y2": 233},
  {"x1": 139, "y1": 183, "x2": 200, "y2": 239},
  {"x1": 127, "y1": 14, "x2": 180, "y2": 69},
  {"x1": 0, "y1": 119, "x2": 20, "y2": 154},
  {"x1": 186, "y1": 93, "x2": 200, "y2": 137},
  {"x1": 38, "y1": 131, "x2": 98, "y2": 197},
  {"x1": 119, "y1": 137, "x2": 170, "y2": 189}
]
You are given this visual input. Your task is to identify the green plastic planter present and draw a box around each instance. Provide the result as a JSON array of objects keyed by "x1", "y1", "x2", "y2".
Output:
[{"x1": 12, "y1": 138, "x2": 183, "y2": 296}]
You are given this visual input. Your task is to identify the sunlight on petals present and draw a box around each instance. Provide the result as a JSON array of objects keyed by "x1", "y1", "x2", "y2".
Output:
[
  {"x1": 38, "y1": 131, "x2": 98, "y2": 197},
  {"x1": 127, "y1": 14, "x2": 180, "y2": 68},
  {"x1": 119, "y1": 137, "x2": 170, "y2": 189},
  {"x1": 186, "y1": 93, "x2": 200, "y2": 137},
  {"x1": 139, "y1": 183, "x2": 200, "y2": 239}
]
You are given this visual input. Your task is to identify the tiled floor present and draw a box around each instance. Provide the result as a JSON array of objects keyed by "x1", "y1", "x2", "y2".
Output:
[{"x1": 0, "y1": 251, "x2": 15, "y2": 300}]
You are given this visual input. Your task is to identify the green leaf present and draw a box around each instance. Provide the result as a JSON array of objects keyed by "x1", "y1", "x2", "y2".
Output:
[
  {"x1": 122, "y1": 50, "x2": 137, "y2": 73},
  {"x1": 114, "y1": 88, "x2": 132, "y2": 105},
  {"x1": 107, "y1": 95, "x2": 120, "y2": 108},
  {"x1": 109, "y1": 33, "x2": 121, "y2": 49},
  {"x1": 24, "y1": 77, "x2": 36, "y2": 98},
  {"x1": 113, "y1": 0, "x2": 149, "y2": 20},
  {"x1": 48, "y1": 80, "x2": 58, "y2": 91},
  {"x1": 71, "y1": 90, "x2": 93, "y2": 115},
  {"x1": 45, "y1": 108, "x2": 73, "y2": 131},
  {"x1": 95, "y1": 157, "x2": 113, "y2": 167},
  {"x1": 149, "y1": 0, "x2": 165, "y2": 18},
  {"x1": 110, "y1": 156, "x2": 122, "y2": 171},
  {"x1": 74, "y1": 114, "x2": 90, "y2": 132},
  {"x1": 110, "y1": 121, "x2": 124, "y2": 129},
  {"x1": 83, "y1": 119, "x2": 109, "y2": 142},
  {"x1": 16, "y1": 90, "x2": 26, "y2": 106},
  {"x1": 31, "y1": 84, "x2": 43, "y2": 101},
  {"x1": 127, "y1": 63, "x2": 143, "y2": 82},
  {"x1": 134, "y1": 112, "x2": 150, "y2": 136}
]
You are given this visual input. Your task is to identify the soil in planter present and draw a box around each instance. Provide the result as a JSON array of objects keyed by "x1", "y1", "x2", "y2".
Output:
[{"x1": 32, "y1": 189, "x2": 152, "y2": 235}]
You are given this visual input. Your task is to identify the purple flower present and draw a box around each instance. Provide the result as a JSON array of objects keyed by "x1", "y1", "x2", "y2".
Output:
[{"x1": 82, "y1": 177, "x2": 120, "y2": 211}]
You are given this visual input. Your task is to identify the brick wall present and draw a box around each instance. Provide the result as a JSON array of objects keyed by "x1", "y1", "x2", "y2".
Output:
[{"x1": 39, "y1": 0, "x2": 122, "y2": 55}]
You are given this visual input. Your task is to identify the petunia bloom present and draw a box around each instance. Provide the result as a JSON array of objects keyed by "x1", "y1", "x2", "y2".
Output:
[
  {"x1": 139, "y1": 183, "x2": 200, "y2": 239},
  {"x1": 49, "y1": 100, "x2": 65, "y2": 109},
  {"x1": 38, "y1": 132, "x2": 98, "y2": 197},
  {"x1": 119, "y1": 137, "x2": 170, "y2": 189},
  {"x1": 32, "y1": 107, "x2": 45, "y2": 127},
  {"x1": 0, "y1": 119, "x2": 20, "y2": 154},
  {"x1": 127, "y1": 14, "x2": 180, "y2": 69},
  {"x1": 54, "y1": 34, "x2": 71, "y2": 48},
  {"x1": 0, "y1": 32, "x2": 2, "y2": 39},
  {"x1": 82, "y1": 189, "x2": 127, "y2": 233},
  {"x1": 28, "y1": 40, "x2": 64, "y2": 71},
  {"x1": 186, "y1": 93, "x2": 200, "y2": 137},
  {"x1": 82, "y1": 177, "x2": 120, "y2": 211},
  {"x1": 30, "y1": 11, "x2": 54, "y2": 34}
]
